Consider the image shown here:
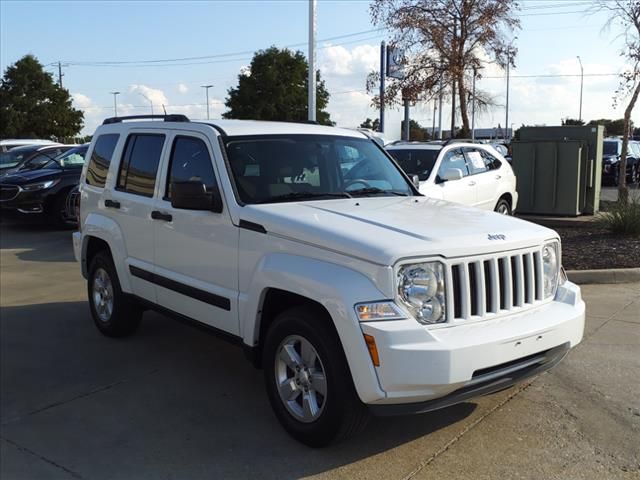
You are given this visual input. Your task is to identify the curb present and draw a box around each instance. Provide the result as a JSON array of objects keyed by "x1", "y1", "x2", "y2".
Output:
[{"x1": 567, "y1": 268, "x2": 640, "y2": 285}]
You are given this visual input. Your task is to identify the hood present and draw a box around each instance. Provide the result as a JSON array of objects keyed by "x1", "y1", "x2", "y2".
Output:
[
  {"x1": 240, "y1": 197, "x2": 558, "y2": 265},
  {"x1": 0, "y1": 168, "x2": 61, "y2": 185}
]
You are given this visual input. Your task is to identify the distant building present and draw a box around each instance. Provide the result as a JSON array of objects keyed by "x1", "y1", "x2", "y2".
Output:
[{"x1": 425, "y1": 127, "x2": 513, "y2": 140}]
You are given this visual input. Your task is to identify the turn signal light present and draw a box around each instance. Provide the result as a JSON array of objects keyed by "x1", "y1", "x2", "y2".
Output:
[{"x1": 363, "y1": 334, "x2": 380, "y2": 367}]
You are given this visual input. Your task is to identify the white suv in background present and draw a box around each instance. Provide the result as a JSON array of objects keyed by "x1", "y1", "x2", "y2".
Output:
[
  {"x1": 74, "y1": 115, "x2": 584, "y2": 447},
  {"x1": 386, "y1": 141, "x2": 518, "y2": 215}
]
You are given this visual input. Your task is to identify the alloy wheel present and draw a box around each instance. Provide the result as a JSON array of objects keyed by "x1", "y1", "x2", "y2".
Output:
[{"x1": 275, "y1": 335, "x2": 327, "y2": 423}]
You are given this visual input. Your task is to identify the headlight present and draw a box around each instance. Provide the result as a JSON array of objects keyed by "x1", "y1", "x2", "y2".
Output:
[
  {"x1": 354, "y1": 302, "x2": 405, "y2": 321},
  {"x1": 22, "y1": 179, "x2": 59, "y2": 191},
  {"x1": 397, "y1": 262, "x2": 446, "y2": 324},
  {"x1": 542, "y1": 241, "x2": 560, "y2": 298}
]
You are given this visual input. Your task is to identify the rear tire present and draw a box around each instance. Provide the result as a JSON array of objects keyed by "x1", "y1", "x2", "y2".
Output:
[
  {"x1": 263, "y1": 305, "x2": 369, "y2": 447},
  {"x1": 494, "y1": 198, "x2": 512, "y2": 215},
  {"x1": 88, "y1": 251, "x2": 141, "y2": 337}
]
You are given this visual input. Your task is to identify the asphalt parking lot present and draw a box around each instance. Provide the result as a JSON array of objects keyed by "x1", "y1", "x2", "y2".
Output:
[{"x1": 1, "y1": 219, "x2": 639, "y2": 480}]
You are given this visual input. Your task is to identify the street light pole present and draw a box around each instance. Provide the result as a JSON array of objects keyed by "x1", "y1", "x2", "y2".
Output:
[
  {"x1": 505, "y1": 51, "x2": 510, "y2": 141},
  {"x1": 577, "y1": 56, "x2": 584, "y2": 122},
  {"x1": 109, "y1": 91, "x2": 120, "y2": 117},
  {"x1": 139, "y1": 93, "x2": 153, "y2": 115},
  {"x1": 201, "y1": 84, "x2": 213, "y2": 120}
]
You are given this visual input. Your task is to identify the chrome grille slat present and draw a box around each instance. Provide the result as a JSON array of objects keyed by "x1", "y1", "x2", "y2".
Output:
[
  {"x1": 0, "y1": 185, "x2": 20, "y2": 201},
  {"x1": 447, "y1": 247, "x2": 546, "y2": 322}
]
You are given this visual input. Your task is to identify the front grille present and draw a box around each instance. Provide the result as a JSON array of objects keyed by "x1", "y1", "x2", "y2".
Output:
[
  {"x1": 447, "y1": 247, "x2": 544, "y2": 321},
  {"x1": 0, "y1": 185, "x2": 19, "y2": 201}
]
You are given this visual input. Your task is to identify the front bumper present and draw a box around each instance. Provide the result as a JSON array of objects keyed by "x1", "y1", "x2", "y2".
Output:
[{"x1": 360, "y1": 280, "x2": 584, "y2": 410}]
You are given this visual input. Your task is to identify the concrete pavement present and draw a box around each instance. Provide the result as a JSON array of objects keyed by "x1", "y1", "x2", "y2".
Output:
[{"x1": 1, "y1": 220, "x2": 638, "y2": 479}]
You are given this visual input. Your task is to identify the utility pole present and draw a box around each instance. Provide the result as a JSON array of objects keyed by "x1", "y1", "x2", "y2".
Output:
[
  {"x1": 308, "y1": 0, "x2": 317, "y2": 122},
  {"x1": 110, "y1": 91, "x2": 120, "y2": 117},
  {"x1": 505, "y1": 51, "x2": 511, "y2": 141},
  {"x1": 577, "y1": 56, "x2": 584, "y2": 122},
  {"x1": 379, "y1": 41, "x2": 386, "y2": 133},
  {"x1": 471, "y1": 67, "x2": 477, "y2": 142},
  {"x1": 438, "y1": 75, "x2": 443, "y2": 139},
  {"x1": 432, "y1": 99, "x2": 437, "y2": 140},
  {"x1": 403, "y1": 97, "x2": 410, "y2": 141},
  {"x1": 450, "y1": 20, "x2": 456, "y2": 138},
  {"x1": 57, "y1": 61, "x2": 64, "y2": 88},
  {"x1": 201, "y1": 84, "x2": 213, "y2": 120}
]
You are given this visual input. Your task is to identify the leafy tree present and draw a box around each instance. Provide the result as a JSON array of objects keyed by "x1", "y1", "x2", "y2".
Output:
[
  {"x1": 368, "y1": 0, "x2": 520, "y2": 136},
  {"x1": 587, "y1": 118, "x2": 629, "y2": 136},
  {"x1": 359, "y1": 117, "x2": 381, "y2": 130},
  {"x1": 595, "y1": 0, "x2": 640, "y2": 203},
  {"x1": 0, "y1": 55, "x2": 83, "y2": 139},
  {"x1": 224, "y1": 47, "x2": 333, "y2": 125},
  {"x1": 400, "y1": 119, "x2": 431, "y2": 140},
  {"x1": 562, "y1": 117, "x2": 585, "y2": 126}
]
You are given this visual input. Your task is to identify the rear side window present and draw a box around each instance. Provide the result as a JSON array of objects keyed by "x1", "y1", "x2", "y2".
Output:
[
  {"x1": 86, "y1": 134, "x2": 120, "y2": 187},
  {"x1": 117, "y1": 134, "x2": 165, "y2": 197},
  {"x1": 165, "y1": 136, "x2": 217, "y2": 199},
  {"x1": 464, "y1": 148, "x2": 488, "y2": 175},
  {"x1": 480, "y1": 149, "x2": 502, "y2": 170}
]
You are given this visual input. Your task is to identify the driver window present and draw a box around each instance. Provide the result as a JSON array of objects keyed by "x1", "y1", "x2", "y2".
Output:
[{"x1": 438, "y1": 148, "x2": 469, "y2": 179}]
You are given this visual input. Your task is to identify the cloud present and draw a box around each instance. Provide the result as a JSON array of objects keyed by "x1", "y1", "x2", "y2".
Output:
[
  {"x1": 71, "y1": 93, "x2": 93, "y2": 109},
  {"x1": 177, "y1": 83, "x2": 189, "y2": 94},
  {"x1": 129, "y1": 84, "x2": 168, "y2": 107},
  {"x1": 320, "y1": 44, "x2": 378, "y2": 77}
]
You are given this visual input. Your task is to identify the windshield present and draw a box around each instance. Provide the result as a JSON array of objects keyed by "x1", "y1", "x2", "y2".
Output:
[
  {"x1": 224, "y1": 135, "x2": 413, "y2": 204},
  {"x1": 387, "y1": 148, "x2": 440, "y2": 181},
  {"x1": 19, "y1": 151, "x2": 60, "y2": 171},
  {"x1": 603, "y1": 141, "x2": 620, "y2": 156},
  {"x1": 0, "y1": 149, "x2": 33, "y2": 168},
  {"x1": 43, "y1": 146, "x2": 88, "y2": 170}
]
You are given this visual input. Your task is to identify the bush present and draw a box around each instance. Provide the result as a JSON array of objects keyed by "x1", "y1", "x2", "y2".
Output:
[{"x1": 599, "y1": 195, "x2": 640, "y2": 235}]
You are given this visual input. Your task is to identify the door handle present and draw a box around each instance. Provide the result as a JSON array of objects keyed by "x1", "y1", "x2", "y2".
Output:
[
  {"x1": 495, "y1": 175, "x2": 502, "y2": 180},
  {"x1": 151, "y1": 210, "x2": 173, "y2": 222},
  {"x1": 468, "y1": 181, "x2": 476, "y2": 186},
  {"x1": 104, "y1": 199, "x2": 120, "y2": 209}
]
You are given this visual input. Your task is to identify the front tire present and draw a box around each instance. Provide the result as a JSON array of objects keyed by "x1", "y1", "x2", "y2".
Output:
[
  {"x1": 263, "y1": 306, "x2": 369, "y2": 447},
  {"x1": 88, "y1": 251, "x2": 141, "y2": 337}
]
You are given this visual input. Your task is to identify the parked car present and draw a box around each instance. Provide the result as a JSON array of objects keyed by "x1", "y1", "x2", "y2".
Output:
[
  {"x1": 601, "y1": 137, "x2": 639, "y2": 185},
  {"x1": 0, "y1": 144, "x2": 69, "y2": 174},
  {"x1": 0, "y1": 143, "x2": 89, "y2": 225},
  {"x1": 386, "y1": 140, "x2": 518, "y2": 215},
  {"x1": 0, "y1": 139, "x2": 57, "y2": 153},
  {"x1": 73, "y1": 115, "x2": 584, "y2": 447}
]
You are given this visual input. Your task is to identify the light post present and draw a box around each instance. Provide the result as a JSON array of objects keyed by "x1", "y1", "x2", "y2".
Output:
[
  {"x1": 577, "y1": 56, "x2": 584, "y2": 122},
  {"x1": 201, "y1": 84, "x2": 213, "y2": 120},
  {"x1": 109, "y1": 91, "x2": 120, "y2": 117},
  {"x1": 308, "y1": 0, "x2": 317, "y2": 122},
  {"x1": 139, "y1": 93, "x2": 154, "y2": 115}
]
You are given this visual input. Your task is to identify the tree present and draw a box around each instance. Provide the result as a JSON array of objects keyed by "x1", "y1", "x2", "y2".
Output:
[
  {"x1": 400, "y1": 119, "x2": 431, "y2": 140},
  {"x1": 368, "y1": 0, "x2": 520, "y2": 136},
  {"x1": 0, "y1": 55, "x2": 83, "y2": 139},
  {"x1": 359, "y1": 117, "x2": 381, "y2": 130},
  {"x1": 562, "y1": 117, "x2": 585, "y2": 126},
  {"x1": 595, "y1": 0, "x2": 640, "y2": 203},
  {"x1": 587, "y1": 118, "x2": 629, "y2": 136},
  {"x1": 223, "y1": 47, "x2": 333, "y2": 125}
]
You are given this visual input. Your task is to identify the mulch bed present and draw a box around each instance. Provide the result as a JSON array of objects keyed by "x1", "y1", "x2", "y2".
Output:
[{"x1": 556, "y1": 226, "x2": 640, "y2": 270}]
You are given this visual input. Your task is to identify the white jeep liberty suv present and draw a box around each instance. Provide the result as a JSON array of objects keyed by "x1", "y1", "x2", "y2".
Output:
[{"x1": 73, "y1": 115, "x2": 585, "y2": 447}]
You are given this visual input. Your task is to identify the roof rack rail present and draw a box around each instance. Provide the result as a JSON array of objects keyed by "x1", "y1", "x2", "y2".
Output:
[
  {"x1": 102, "y1": 114, "x2": 190, "y2": 125},
  {"x1": 441, "y1": 138, "x2": 482, "y2": 146}
]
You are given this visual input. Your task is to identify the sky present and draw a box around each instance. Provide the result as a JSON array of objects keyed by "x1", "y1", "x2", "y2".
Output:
[{"x1": 1, "y1": 0, "x2": 637, "y2": 139}]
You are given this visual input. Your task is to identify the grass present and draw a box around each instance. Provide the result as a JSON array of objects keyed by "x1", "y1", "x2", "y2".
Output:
[{"x1": 598, "y1": 194, "x2": 640, "y2": 236}]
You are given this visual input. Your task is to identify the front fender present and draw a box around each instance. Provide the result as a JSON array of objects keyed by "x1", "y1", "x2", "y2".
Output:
[
  {"x1": 241, "y1": 253, "x2": 389, "y2": 403},
  {"x1": 81, "y1": 213, "x2": 131, "y2": 293}
]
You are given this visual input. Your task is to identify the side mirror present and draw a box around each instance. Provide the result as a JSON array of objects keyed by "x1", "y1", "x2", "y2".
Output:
[
  {"x1": 171, "y1": 181, "x2": 223, "y2": 212},
  {"x1": 440, "y1": 168, "x2": 464, "y2": 182},
  {"x1": 411, "y1": 174, "x2": 421, "y2": 189}
]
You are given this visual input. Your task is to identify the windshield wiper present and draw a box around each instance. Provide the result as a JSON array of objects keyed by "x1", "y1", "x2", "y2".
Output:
[
  {"x1": 348, "y1": 187, "x2": 409, "y2": 197},
  {"x1": 256, "y1": 191, "x2": 352, "y2": 204}
]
